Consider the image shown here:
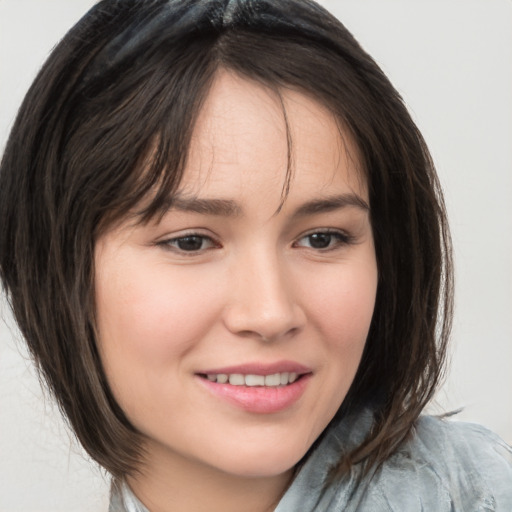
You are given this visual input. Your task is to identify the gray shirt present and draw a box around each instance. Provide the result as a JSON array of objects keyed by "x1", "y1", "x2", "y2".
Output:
[{"x1": 109, "y1": 408, "x2": 512, "y2": 511}]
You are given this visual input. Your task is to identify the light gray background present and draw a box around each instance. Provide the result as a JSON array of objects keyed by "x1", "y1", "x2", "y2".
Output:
[{"x1": 1, "y1": 1, "x2": 511, "y2": 511}]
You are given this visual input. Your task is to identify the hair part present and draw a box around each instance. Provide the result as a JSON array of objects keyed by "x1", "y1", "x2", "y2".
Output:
[{"x1": 0, "y1": 0, "x2": 453, "y2": 479}]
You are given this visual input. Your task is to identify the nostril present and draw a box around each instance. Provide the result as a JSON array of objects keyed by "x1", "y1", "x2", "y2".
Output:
[
  {"x1": 222, "y1": 284, "x2": 306, "y2": 341},
  {"x1": 234, "y1": 325, "x2": 301, "y2": 343}
]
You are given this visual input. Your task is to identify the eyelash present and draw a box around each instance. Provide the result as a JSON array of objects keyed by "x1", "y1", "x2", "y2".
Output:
[
  {"x1": 293, "y1": 229, "x2": 354, "y2": 251},
  {"x1": 157, "y1": 228, "x2": 354, "y2": 255},
  {"x1": 156, "y1": 232, "x2": 219, "y2": 254}
]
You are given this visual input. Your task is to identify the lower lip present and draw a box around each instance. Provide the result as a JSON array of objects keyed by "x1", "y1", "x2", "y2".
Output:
[{"x1": 197, "y1": 375, "x2": 311, "y2": 414}]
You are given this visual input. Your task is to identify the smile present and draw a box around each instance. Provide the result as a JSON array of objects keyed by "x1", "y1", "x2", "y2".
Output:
[
  {"x1": 203, "y1": 372, "x2": 299, "y2": 386},
  {"x1": 196, "y1": 363, "x2": 312, "y2": 414}
]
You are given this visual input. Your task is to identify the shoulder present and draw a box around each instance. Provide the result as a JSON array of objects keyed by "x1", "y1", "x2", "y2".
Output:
[
  {"x1": 412, "y1": 415, "x2": 512, "y2": 481},
  {"x1": 366, "y1": 415, "x2": 512, "y2": 511},
  {"x1": 277, "y1": 411, "x2": 512, "y2": 511}
]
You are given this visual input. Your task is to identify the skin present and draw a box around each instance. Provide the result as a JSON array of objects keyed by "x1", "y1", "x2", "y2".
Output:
[{"x1": 95, "y1": 70, "x2": 378, "y2": 512}]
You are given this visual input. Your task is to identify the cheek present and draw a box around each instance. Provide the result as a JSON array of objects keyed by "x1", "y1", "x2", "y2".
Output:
[
  {"x1": 303, "y1": 261, "x2": 378, "y2": 349},
  {"x1": 95, "y1": 256, "x2": 223, "y2": 374},
  {"x1": 293, "y1": 257, "x2": 378, "y2": 439}
]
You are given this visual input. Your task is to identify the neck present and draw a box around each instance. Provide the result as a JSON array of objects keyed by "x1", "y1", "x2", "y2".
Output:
[{"x1": 126, "y1": 447, "x2": 294, "y2": 512}]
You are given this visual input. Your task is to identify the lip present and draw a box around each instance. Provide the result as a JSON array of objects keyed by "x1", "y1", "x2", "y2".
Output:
[
  {"x1": 198, "y1": 361, "x2": 311, "y2": 376},
  {"x1": 195, "y1": 361, "x2": 312, "y2": 414}
]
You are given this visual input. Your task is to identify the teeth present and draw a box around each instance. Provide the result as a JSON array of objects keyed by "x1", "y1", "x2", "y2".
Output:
[
  {"x1": 228, "y1": 374, "x2": 245, "y2": 386},
  {"x1": 205, "y1": 372, "x2": 301, "y2": 386},
  {"x1": 245, "y1": 374, "x2": 265, "y2": 386},
  {"x1": 265, "y1": 373, "x2": 281, "y2": 386}
]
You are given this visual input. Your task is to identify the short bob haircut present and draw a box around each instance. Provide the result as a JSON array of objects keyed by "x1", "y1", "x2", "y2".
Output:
[{"x1": 0, "y1": 0, "x2": 452, "y2": 479}]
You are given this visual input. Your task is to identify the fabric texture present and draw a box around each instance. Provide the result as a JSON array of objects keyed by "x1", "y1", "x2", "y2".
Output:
[{"x1": 109, "y1": 409, "x2": 512, "y2": 511}]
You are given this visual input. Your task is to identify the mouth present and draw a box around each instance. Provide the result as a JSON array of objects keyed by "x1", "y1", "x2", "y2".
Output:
[
  {"x1": 197, "y1": 371, "x2": 302, "y2": 387},
  {"x1": 196, "y1": 363, "x2": 312, "y2": 414}
]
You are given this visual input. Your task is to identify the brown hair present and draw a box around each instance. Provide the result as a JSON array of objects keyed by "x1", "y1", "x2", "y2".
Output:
[{"x1": 0, "y1": 0, "x2": 452, "y2": 479}]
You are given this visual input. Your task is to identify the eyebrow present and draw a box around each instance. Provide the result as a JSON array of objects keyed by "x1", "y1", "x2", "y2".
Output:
[
  {"x1": 162, "y1": 192, "x2": 369, "y2": 218},
  {"x1": 163, "y1": 195, "x2": 243, "y2": 217},
  {"x1": 291, "y1": 193, "x2": 369, "y2": 217}
]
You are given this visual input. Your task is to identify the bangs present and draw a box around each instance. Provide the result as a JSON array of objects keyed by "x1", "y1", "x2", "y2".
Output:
[
  {"x1": 65, "y1": 0, "x2": 369, "y2": 235},
  {"x1": 68, "y1": 47, "x2": 219, "y2": 237}
]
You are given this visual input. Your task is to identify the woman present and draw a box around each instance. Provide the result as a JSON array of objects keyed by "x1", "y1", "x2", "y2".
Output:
[{"x1": 0, "y1": 0, "x2": 511, "y2": 510}]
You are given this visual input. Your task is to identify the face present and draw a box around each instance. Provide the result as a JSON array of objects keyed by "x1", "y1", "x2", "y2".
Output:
[{"x1": 95, "y1": 71, "x2": 378, "y2": 481}]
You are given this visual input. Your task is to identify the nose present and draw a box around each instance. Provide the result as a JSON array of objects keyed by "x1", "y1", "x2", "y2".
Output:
[{"x1": 223, "y1": 250, "x2": 305, "y2": 342}]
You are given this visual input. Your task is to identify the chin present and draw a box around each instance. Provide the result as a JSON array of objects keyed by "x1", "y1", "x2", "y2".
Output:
[{"x1": 207, "y1": 440, "x2": 311, "y2": 479}]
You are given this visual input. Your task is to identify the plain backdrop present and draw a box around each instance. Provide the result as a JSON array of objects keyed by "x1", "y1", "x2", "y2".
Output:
[{"x1": 1, "y1": 1, "x2": 511, "y2": 511}]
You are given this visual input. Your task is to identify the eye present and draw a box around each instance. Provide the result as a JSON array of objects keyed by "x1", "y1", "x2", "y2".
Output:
[
  {"x1": 294, "y1": 230, "x2": 352, "y2": 250},
  {"x1": 158, "y1": 234, "x2": 218, "y2": 253}
]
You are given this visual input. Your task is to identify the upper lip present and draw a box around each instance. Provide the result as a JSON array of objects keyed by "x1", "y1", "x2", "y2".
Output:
[{"x1": 197, "y1": 361, "x2": 312, "y2": 376}]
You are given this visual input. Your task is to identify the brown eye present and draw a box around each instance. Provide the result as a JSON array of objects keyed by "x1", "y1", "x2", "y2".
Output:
[
  {"x1": 159, "y1": 234, "x2": 218, "y2": 253},
  {"x1": 176, "y1": 236, "x2": 206, "y2": 251},
  {"x1": 308, "y1": 233, "x2": 333, "y2": 249},
  {"x1": 294, "y1": 230, "x2": 352, "y2": 250}
]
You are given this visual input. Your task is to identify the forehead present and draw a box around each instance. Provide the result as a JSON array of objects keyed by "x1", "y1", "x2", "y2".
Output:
[{"x1": 178, "y1": 70, "x2": 367, "y2": 206}]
